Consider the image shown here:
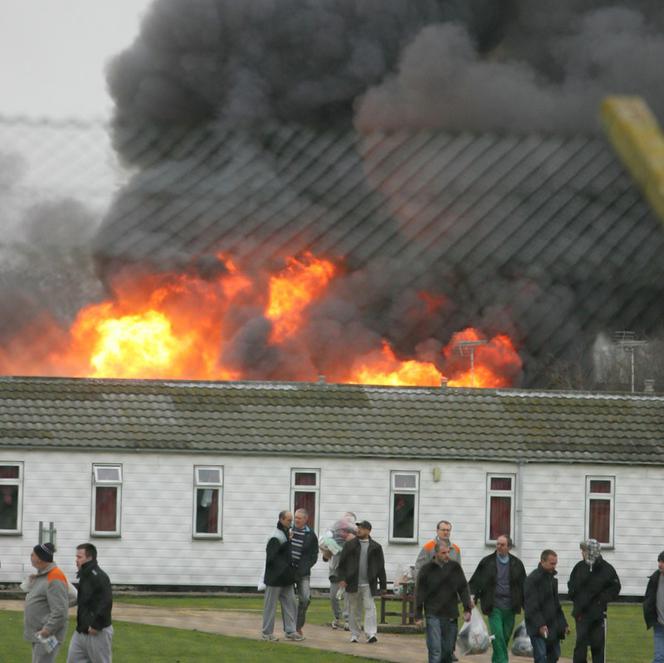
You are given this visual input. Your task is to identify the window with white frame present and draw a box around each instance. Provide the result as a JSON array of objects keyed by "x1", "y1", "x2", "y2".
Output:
[
  {"x1": 586, "y1": 476, "x2": 614, "y2": 546},
  {"x1": 486, "y1": 474, "x2": 515, "y2": 543},
  {"x1": 291, "y1": 469, "x2": 320, "y2": 532},
  {"x1": 91, "y1": 464, "x2": 122, "y2": 537},
  {"x1": 389, "y1": 471, "x2": 419, "y2": 542},
  {"x1": 0, "y1": 462, "x2": 23, "y2": 534},
  {"x1": 193, "y1": 466, "x2": 223, "y2": 538}
]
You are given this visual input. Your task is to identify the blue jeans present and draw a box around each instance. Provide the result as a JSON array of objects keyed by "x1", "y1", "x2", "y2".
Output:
[
  {"x1": 530, "y1": 635, "x2": 560, "y2": 663},
  {"x1": 654, "y1": 623, "x2": 664, "y2": 663},
  {"x1": 426, "y1": 614, "x2": 458, "y2": 663}
]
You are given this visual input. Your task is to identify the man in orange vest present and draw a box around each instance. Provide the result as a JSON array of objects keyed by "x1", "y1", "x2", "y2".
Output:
[{"x1": 415, "y1": 520, "x2": 462, "y2": 578}]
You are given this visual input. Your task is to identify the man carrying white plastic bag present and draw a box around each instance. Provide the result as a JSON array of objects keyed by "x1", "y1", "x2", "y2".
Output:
[
  {"x1": 457, "y1": 607, "x2": 492, "y2": 656},
  {"x1": 415, "y1": 540, "x2": 473, "y2": 663}
]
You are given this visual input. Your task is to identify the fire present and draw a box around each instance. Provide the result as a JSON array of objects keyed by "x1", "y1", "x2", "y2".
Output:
[
  {"x1": 443, "y1": 328, "x2": 522, "y2": 388},
  {"x1": 0, "y1": 253, "x2": 522, "y2": 389},
  {"x1": 266, "y1": 252, "x2": 336, "y2": 342},
  {"x1": 348, "y1": 340, "x2": 443, "y2": 387}
]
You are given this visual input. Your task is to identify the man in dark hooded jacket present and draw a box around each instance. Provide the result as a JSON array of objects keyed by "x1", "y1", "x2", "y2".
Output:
[
  {"x1": 643, "y1": 550, "x2": 664, "y2": 663},
  {"x1": 524, "y1": 549, "x2": 569, "y2": 663},
  {"x1": 567, "y1": 539, "x2": 621, "y2": 663},
  {"x1": 261, "y1": 510, "x2": 301, "y2": 641}
]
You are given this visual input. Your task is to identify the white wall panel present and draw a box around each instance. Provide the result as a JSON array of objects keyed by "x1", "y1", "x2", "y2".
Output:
[{"x1": 0, "y1": 451, "x2": 661, "y2": 595}]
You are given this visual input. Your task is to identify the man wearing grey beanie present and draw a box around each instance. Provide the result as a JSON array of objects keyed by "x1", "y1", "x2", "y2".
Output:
[{"x1": 23, "y1": 542, "x2": 70, "y2": 662}]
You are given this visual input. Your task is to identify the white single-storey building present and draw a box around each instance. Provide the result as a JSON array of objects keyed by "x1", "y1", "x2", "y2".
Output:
[{"x1": 1, "y1": 375, "x2": 663, "y2": 597}]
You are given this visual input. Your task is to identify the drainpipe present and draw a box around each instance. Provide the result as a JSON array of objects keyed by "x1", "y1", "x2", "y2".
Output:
[{"x1": 515, "y1": 461, "x2": 524, "y2": 551}]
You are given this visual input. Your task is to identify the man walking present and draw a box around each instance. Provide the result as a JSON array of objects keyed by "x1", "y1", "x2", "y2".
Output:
[
  {"x1": 291, "y1": 508, "x2": 318, "y2": 636},
  {"x1": 567, "y1": 539, "x2": 621, "y2": 663},
  {"x1": 524, "y1": 549, "x2": 569, "y2": 663},
  {"x1": 321, "y1": 513, "x2": 356, "y2": 629},
  {"x1": 415, "y1": 520, "x2": 461, "y2": 577},
  {"x1": 67, "y1": 543, "x2": 113, "y2": 663},
  {"x1": 23, "y1": 542, "x2": 70, "y2": 663},
  {"x1": 469, "y1": 534, "x2": 526, "y2": 663},
  {"x1": 261, "y1": 510, "x2": 302, "y2": 641},
  {"x1": 337, "y1": 520, "x2": 386, "y2": 644},
  {"x1": 643, "y1": 550, "x2": 664, "y2": 663},
  {"x1": 415, "y1": 540, "x2": 472, "y2": 663}
]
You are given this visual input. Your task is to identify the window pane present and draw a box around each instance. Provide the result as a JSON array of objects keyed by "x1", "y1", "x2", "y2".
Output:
[
  {"x1": 394, "y1": 474, "x2": 417, "y2": 489},
  {"x1": 294, "y1": 490, "x2": 316, "y2": 528},
  {"x1": 294, "y1": 472, "x2": 317, "y2": 486},
  {"x1": 490, "y1": 477, "x2": 512, "y2": 491},
  {"x1": 589, "y1": 499, "x2": 611, "y2": 543},
  {"x1": 589, "y1": 480, "x2": 611, "y2": 494},
  {"x1": 490, "y1": 496, "x2": 511, "y2": 540},
  {"x1": 392, "y1": 493, "x2": 415, "y2": 539},
  {"x1": 195, "y1": 488, "x2": 220, "y2": 534},
  {"x1": 96, "y1": 467, "x2": 121, "y2": 482},
  {"x1": 95, "y1": 487, "x2": 117, "y2": 532},
  {"x1": 197, "y1": 468, "x2": 221, "y2": 484},
  {"x1": 0, "y1": 485, "x2": 19, "y2": 530},
  {"x1": 0, "y1": 466, "x2": 19, "y2": 479}
]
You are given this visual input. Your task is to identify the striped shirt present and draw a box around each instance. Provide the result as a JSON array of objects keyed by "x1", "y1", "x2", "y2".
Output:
[{"x1": 291, "y1": 527, "x2": 306, "y2": 565}]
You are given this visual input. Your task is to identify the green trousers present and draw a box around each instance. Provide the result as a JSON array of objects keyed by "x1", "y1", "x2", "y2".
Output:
[{"x1": 488, "y1": 607, "x2": 515, "y2": 663}]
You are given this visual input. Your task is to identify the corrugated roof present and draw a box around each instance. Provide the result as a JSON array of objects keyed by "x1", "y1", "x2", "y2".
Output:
[{"x1": 1, "y1": 376, "x2": 662, "y2": 464}]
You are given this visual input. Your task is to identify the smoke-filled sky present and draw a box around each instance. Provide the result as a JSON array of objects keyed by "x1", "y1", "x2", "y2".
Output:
[{"x1": 2, "y1": 0, "x2": 664, "y2": 388}]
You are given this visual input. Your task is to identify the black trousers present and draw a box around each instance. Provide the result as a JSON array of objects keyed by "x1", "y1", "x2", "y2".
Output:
[{"x1": 573, "y1": 617, "x2": 605, "y2": 663}]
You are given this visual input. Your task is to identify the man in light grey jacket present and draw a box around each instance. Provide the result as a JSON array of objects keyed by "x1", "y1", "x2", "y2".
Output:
[{"x1": 23, "y1": 542, "x2": 70, "y2": 663}]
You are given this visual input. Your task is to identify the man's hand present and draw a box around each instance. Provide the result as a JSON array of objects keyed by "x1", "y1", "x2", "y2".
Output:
[
  {"x1": 539, "y1": 625, "x2": 549, "y2": 638},
  {"x1": 338, "y1": 580, "x2": 347, "y2": 589},
  {"x1": 415, "y1": 619, "x2": 423, "y2": 628},
  {"x1": 38, "y1": 628, "x2": 50, "y2": 637},
  {"x1": 564, "y1": 625, "x2": 570, "y2": 636},
  {"x1": 88, "y1": 627, "x2": 98, "y2": 636},
  {"x1": 463, "y1": 611, "x2": 471, "y2": 622}
]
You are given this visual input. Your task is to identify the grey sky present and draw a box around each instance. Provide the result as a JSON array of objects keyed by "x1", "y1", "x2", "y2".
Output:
[{"x1": 0, "y1": 1, "x2": 151, "y2": 118}]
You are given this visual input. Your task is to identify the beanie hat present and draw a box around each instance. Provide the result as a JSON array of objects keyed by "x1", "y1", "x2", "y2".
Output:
[{"x1": 33, "y1": 542, "x2": 55, "y2": 563}]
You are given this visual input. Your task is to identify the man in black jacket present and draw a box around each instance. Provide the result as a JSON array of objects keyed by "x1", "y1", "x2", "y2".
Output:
[
  {"x1": 337, "y1": 520, "x2": 386, "y2": 644},
  {"x1": 415, "y1": 540, "x2": 472, "y2": 663},
  {"x1": 291, "y1": 508, "x2": 318, "y2": 635},
  {"x1": 66, "y1": 543, "x2": 113, "y2": 663},
  {"x1": 524, "y1": 549, "x2": 569, "y2": 663},
  {"x1": 567, "y1": 539, "x2": 621, "y2": 663},
  {"x1": 469, "y1": 534, "x2": 526, "y2": 663},
  {"x1": 261, "y1": 510, "x2": 301, "y2": 641},
  {"x1": 643, "y1": 550, "x2": 664, "y2": 663}
]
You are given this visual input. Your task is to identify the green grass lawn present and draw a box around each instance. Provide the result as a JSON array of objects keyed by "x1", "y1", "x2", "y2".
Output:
[
  {"x1": 2, "y1": 597, "x2": 654, "y2": 662},
  {"x1": 115, "y1": 596, "x2": 654, "y2": 662},
  {"x1": 0, "y1": 609, "x2": 380, "y2": 663}
]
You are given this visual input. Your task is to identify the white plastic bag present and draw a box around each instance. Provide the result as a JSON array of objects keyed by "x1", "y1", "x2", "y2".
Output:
[
  {"x1": 456, "y1": 607, "x2": 491, "y2": 655},
  {"x1": 511, "y1": 621, "x2": 533, "y2": 657}
]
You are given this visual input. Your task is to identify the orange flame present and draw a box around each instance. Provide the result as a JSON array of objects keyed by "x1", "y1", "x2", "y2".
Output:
[
  {"x1": 266, "y1": 252, "x2": 336, "y2": 342},
  {"x1": 0, "y1": 256, "x2": 522, "y2": 390},
  {"x1": 348, "y1": 340, "x2": 443, "y2": 387},
  {"x1": 444, "y1": 328, "x2": 522, "y2": 388}
]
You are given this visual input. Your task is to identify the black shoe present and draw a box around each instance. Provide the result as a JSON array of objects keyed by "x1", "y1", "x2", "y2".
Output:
[
  {"x1": 451, "y1": 655, "x2": 458, "y2": 662},
  {"x1": 367, "y1": 636, "x2": 378, "y2": 643}
]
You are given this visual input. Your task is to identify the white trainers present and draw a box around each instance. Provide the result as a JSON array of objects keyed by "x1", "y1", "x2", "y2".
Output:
[
  {"x1": 285, "y1": 632, "x2": 305, "y2": 641},
  {"x1": 261, "y1": 633, "x2": 279, "y2": 641},
  {"x1": 350, "y1": 635, "x2": 359, "y2": 643}
]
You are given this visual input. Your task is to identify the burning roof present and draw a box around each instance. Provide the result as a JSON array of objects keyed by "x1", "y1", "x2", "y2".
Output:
[{"x1": 2, "y1": 0, "x2": 664, "y2": 389}]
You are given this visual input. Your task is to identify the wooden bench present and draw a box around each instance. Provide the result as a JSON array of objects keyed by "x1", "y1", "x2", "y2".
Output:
[{"x1": 379, "y1": 591, "x2": 416, "y2": 626}]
